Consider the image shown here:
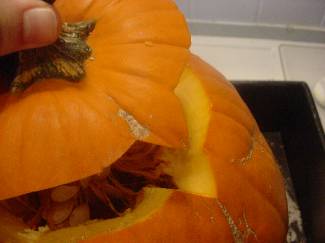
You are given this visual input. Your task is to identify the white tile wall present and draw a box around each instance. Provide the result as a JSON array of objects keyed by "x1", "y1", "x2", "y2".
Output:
[
  {"x1": 322, "y1": 14, "x2": 325, "y2": 27},
  {"x1": 189, "y1": 0, "x2": 260, "y2": 22},
  {"x1": 174, "y1": 0, "x2": 325, "y2": 28},
  {"x1": 186, "y1": 0, "x2": 217, "y2": 21},
  {"x1": 191, "y1": 36, "x2": 284, "y2": 80},
  {"x1": 174, "y1": 0, "x2": 190, "y2": 16},
  {"x1": 258, "y1": 0, "x2": 325, "y2": 26},
  {"x1": 280, "y1": 44, "x2": 325, "y2": 86}
]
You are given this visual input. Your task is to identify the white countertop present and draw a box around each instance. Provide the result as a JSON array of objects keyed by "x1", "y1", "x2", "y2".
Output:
[{"x1": 191, "y1": 36, "x2": 325, "y2": 131}]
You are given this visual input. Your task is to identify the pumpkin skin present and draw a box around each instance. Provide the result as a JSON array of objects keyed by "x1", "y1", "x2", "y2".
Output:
[
  {"x1": 0, "y1": 0, "x2": 190, "y2": 200},
  {"x1": 82, "y1": 55, "x2": 287, "y2": 243},
  {"x1": 0, "y1": 0, "x2": 288, "y2": 242}
]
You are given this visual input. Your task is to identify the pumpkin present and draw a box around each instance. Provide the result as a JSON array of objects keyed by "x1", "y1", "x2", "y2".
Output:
[{"x1": 0, "y1": 0, "x2": 288, "y2": 242}]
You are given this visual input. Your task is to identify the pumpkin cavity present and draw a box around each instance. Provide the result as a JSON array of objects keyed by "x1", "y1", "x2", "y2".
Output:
[{"x1": 0, "y1": 142, "x2": 176, "y2": 231}]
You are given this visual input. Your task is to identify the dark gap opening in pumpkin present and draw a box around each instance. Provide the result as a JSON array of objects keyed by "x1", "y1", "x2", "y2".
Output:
[{"x1": 0, "y1": 141, "x2": 177, "y2": 231}]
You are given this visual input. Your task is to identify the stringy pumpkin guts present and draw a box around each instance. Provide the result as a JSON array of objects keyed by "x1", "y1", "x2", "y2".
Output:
[{"x1": 0, "y1": 142, "x2": 176, "y2": 230}]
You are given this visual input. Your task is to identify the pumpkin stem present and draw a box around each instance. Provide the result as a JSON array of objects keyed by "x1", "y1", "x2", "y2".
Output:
[{"x1": 11, "y1": 20, "x2": 96, "y2": 93}]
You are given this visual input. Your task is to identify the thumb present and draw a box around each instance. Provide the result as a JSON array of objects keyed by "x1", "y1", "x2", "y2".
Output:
[{"x1": 0, "y1": 0, "x2": 60, "y2": 56}]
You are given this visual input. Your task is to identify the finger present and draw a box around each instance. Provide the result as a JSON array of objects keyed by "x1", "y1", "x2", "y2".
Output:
[{"x1": 0, "y1": 0, "x2": 60, "y2": 56}]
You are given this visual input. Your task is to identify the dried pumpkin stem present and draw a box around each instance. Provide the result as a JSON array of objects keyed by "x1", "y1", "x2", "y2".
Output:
[{"x1": 11, "y1": 20, "x2": 96, "y2": 92}]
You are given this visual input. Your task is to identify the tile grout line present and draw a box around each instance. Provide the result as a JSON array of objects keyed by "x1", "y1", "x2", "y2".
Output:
[
  {"x1": 321, "y1": 9, "x2": 325, "y2": 27},
  {"x1": 277, "y1": 44, "x2": 288, "y2": 81},
  {"x1": 254, "y1": 0, "x2": 264, "y2": 23},
  {"x1": 187, "y1": 0, "x2": 191, "y2": 19}
]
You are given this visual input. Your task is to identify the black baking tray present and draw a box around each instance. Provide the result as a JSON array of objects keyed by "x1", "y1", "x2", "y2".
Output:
[{"x1": 233, "y1": 81, "x2": 325, "y2": 243}]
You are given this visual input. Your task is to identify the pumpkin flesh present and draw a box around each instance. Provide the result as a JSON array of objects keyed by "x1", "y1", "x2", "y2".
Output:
[
  {"x1": 94, "y1": 57, "x2": 287, "y2": 243},
  {"x1": 0, "y1": 57, "x2": 217, "y2": 242},
  {"x1": 0, "y1": 0, "x2": 190, "y2": 201},
  {"x1": 0, "y1": 0, "x2": 287, "y2": 241},
  {"x1": 1, "y1": 142, "x2": 176, "y2": 231},
  {"x1": 0, "y1": 56, "x2": 287, "y2": 242}
]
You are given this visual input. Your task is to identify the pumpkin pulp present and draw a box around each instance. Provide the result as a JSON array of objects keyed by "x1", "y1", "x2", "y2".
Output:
[
  {"x1": 0, "y1": 67, "x2": 217, "y2": 242},
  {"x1": 1, "y1": 142, "x2": 176, "y2": 231}
]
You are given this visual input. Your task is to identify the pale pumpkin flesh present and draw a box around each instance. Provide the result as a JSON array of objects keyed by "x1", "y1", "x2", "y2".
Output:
[
  {"x1": 85, "y1": 56, "x2": 287, "y2": 243},
  {"x1": 1, "y1": 142, "x2": 177, "y2": 231},
  {"x1": 0, "y1": 0, "x2": 287, "y2": 241},
  {"x1": 0, "y1": 55, "x2": 287, "y2": 243}
]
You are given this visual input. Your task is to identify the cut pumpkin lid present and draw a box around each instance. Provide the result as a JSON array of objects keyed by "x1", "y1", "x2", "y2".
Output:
[{"x1": 0, "y1": 0, "x2": 190, "y2": 200}]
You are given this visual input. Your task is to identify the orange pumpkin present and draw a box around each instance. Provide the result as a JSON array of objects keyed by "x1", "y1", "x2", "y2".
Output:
[{"x1": 0, "y1": 0, "x2": 288, "y2": 242}]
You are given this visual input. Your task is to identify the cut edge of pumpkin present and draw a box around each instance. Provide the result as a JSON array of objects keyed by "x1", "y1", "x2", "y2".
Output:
[
  {"x1": 0, "y1": 65, "x2": 219, "y2": 242},
  {"x1": 163, "y1": 67, "x2": 217, "y2": 198},
  {"x1": 19, "y1": 188, "x2": 172, "y2": 242}
]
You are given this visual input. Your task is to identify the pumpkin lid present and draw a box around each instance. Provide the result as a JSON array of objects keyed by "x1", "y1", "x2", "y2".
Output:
[{"x1": 0, "y1": 0, "x2": 190, "y2": 200}]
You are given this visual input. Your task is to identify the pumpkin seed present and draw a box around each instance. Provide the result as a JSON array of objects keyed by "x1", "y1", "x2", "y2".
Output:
[
  {"x1": 69, "y1": 204, "x2": 90, "y2": 226},
  {"x1": 46, "y1": 200, "x2": 75, "y2": 225},
  {"x1": 51, "y1": 185, "x2": 79, "y2": 202}
]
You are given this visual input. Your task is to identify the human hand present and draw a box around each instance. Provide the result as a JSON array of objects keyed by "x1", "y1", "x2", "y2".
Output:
[{"x1": 0, "y1": 0, "x2": 60, "y2": 56}]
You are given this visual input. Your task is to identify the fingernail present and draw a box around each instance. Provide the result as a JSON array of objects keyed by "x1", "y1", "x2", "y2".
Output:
[{"x1": 23, "y1": 8, "x2": 58, "y2": 45}]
